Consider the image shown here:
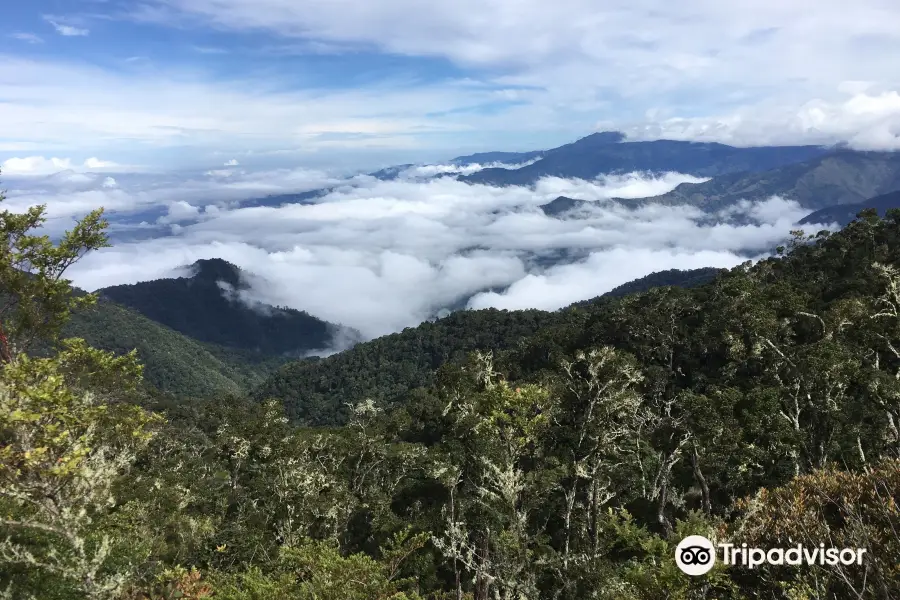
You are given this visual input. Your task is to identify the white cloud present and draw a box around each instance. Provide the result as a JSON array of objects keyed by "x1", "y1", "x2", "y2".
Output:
[
  {"x1": 39, "y1": 168, "x2": 817, "y2": 339},
  {"x1": 1, "y1": 156, "x2": 123, "y2": 175},
  {"x1": 224, "y1": 159, "x2": 240, "y2": 166},
  {"x1": 109, "y1": 0, "x2": 900, "y2": 151},
  {"x1": 399, "y1": 158, "x2": 541, "y2": 179},
  {"x1": 622, "y1": 91, "x2": 900, "y2": 149},
  {"x1": 2, "y1": 156, "x2": 74, "y2": 174},
  {"x1": 468, "y1": 248, "x2": 740, "y2": 311},
  {"x1": 84, "y1": 157, "x2": 120, "y2": 169},
  {"x1": 159, "y1": 200, "x2": 203, "y2": 224},
  {"x1": 0, "y1": 55, "x2": 503, "y2": 162},
  {"x1": 5, "y1": 0, "x2": 900, "y2": 164},
  {"x1": 43, "y1": 16, "x2": 89, "y2": 37},
  {"x1": 11, "y1": 33, "x2": 43, "y2": 44}
]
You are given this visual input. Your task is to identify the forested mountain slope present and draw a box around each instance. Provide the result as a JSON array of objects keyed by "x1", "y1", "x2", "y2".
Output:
[
  {"x1": 254, "y1": 266, "x2": 728, "y2": 425},
  {"x1": 252, "y1": 308, "x2": 556, "y2": 424},
  {"x1": 99, "y1": 258, "x2": 354, "y2": 355},
  {"x1": 62, "y1": 298, "x2": 290, "y2": 397},
  {"x1": 800, "y1": 189, "x2": 900, "y2": 227}
]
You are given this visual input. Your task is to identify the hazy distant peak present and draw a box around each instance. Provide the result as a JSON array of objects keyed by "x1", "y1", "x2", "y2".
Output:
[{"x1": 579, "y1": 131, "x2": 627, "y2": 144}]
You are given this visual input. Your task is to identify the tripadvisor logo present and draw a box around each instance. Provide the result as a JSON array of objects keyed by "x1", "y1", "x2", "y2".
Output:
[
  {"x1": 675, "y1": 535, "x2": 867, "y2": 576},
  {"x1": 676, "y1": 535, "x2": 717, "y2": 575}
]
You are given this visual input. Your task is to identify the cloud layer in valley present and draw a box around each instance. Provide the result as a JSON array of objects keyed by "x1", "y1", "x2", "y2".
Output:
[{"x1": 3, "y1": 162, "x2": 828, "y2": 340}]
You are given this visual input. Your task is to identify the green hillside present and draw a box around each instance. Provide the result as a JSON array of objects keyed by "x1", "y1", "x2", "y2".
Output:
[
  {"x1": 252, "y1": 307, "x2": 557, "y2": 425},
  {"x1": 62, "y1": 299, "x2": 290, "y2": 397},
  {"x1": 99, "y1": 258, "x2": 354, "y2": 355}
]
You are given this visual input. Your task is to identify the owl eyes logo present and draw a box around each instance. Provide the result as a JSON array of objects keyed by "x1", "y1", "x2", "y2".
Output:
[
  {"x1": 680, "y1": 545, "x2": 712, "y2": 565},
  {"x1": 675, "y1": 535, "x2": 716, "y2": 575}
]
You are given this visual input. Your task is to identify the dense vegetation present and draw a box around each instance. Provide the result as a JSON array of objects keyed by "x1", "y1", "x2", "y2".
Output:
[
  {"x1": 99, "y1": 258, "x2": 349, "y2": 356},
  {"x1": 253, "y1": 268, "x2": 723, "y2": 426},
  {"x1": 253, "y1": 308, "x2": 557, "y2": 425},
  {"x1": 63, "y1": 300, "x2": 290, "y2": 397},
  {"x1": 585, "y1": 267, "x2": 723, "y2": 300},
  {"x1": 3, "y1": 175, "x2": 900, "y2": 600}
]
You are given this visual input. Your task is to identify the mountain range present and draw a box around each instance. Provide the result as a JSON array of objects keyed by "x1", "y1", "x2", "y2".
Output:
[
  {"x1": 64, "y1": 130, "x2": 900, "y2": 407},
  {"x1": 459, "y1": 131, "x2": 831, "y2": 186},
  {"x1": 231, "y1": 131, "x2": 900, "y2": 227},
  {"x1": 799, "y1": 189, "x2": 900, "y2": 226},
  {"x1": 631, "y1": 150, "x2": 900, "y2": 212}
]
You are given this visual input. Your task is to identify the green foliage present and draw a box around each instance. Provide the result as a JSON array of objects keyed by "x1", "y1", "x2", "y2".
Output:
[
  {"x1": 213, "y1": 528, "x2": 429, "y2": 600},
  {"x1": 0, "y1": 344, "x2": 161, "y2": 599},
  {"x1": 254, "y1": 309, "x2": 558, "y2": 425},
  {"x1": 736, "y1": 460, "x2": 900, "y2": 599},
  {"x1": 0, "y1": 175, "x2": 109, "y2": 359},
  {"x1": 61, "y1": 300, "x2": 290, "y2": 398}
]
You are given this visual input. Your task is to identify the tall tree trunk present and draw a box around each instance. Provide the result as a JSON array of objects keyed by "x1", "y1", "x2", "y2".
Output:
[
  {"x1": 475, "y1": 532, "x2": 490, "y2": 600},
  {"x1": 691, "y1": 447, "x2": 712, "y2": 515},
  {"x1": 658, "y1": 478, "x2": 673, "y2": 539},
  {"x1": 589, "y1": 478, "x2": 599, "y2": 557}
]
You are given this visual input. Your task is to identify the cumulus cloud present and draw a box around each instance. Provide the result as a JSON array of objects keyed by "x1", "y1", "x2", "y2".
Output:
[
  {"x1": 0, "y1": 164, "x2": 343, "y2": 241},
  {"x1": 224, "y1": 159, "x2": 240, "y2": 166},
  {"x1": 30, "y1": 167, "x2": 819, "y2": 339},
  {"x1": 468, "y1": 248, "x2": 741, "y2": 311},
  {"x1": 84, "y1": 157, "x2": 120, "y2": 169},
  {"x1": 622, "y1": 91, "x2": 900, "y2": 150}
]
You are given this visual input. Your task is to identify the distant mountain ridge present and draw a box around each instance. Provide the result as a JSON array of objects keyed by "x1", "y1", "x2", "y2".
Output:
[
  {"x1": 99, "y1": 258, "x2": 357, "y2": 356},
  {"x1": 450, "y1": 150, "x2": 544, "y2": 166},
  {"x1": 460, "y1": 132, "x2": 831, "y2": 186},
  {"x1": 233, "y1": 132, "x2": 894, "y2": 217},
  {"x1": 626, "y1": 150, "x2": 900, "y2": 211},
  {"x1": 799, "y1": 190, "x2": 900, "y2": 227}
]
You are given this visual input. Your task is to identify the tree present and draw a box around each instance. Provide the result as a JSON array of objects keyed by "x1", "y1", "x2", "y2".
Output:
[
  {"x1": 0, "y1": 340, "x2": 160, "y2": 599},
  {"x1": 434, "y1": 351, "x2": 557, "y2": 600},
  {"x1": 0, "y1": 171, "x2": 109, "y2": 361},
  {"x1": 0, "y1": 180, "x2": 155, "y2": 599}
]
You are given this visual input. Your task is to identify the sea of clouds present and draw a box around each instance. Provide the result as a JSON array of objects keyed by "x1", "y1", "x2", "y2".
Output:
[{"x1": 1, "y1": 159, "x2": 832, "y2": 340}]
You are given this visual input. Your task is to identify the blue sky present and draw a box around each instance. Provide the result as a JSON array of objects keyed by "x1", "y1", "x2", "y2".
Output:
[{"x1": 5, "y1": 0, "x2": 900, "y2": 174}]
